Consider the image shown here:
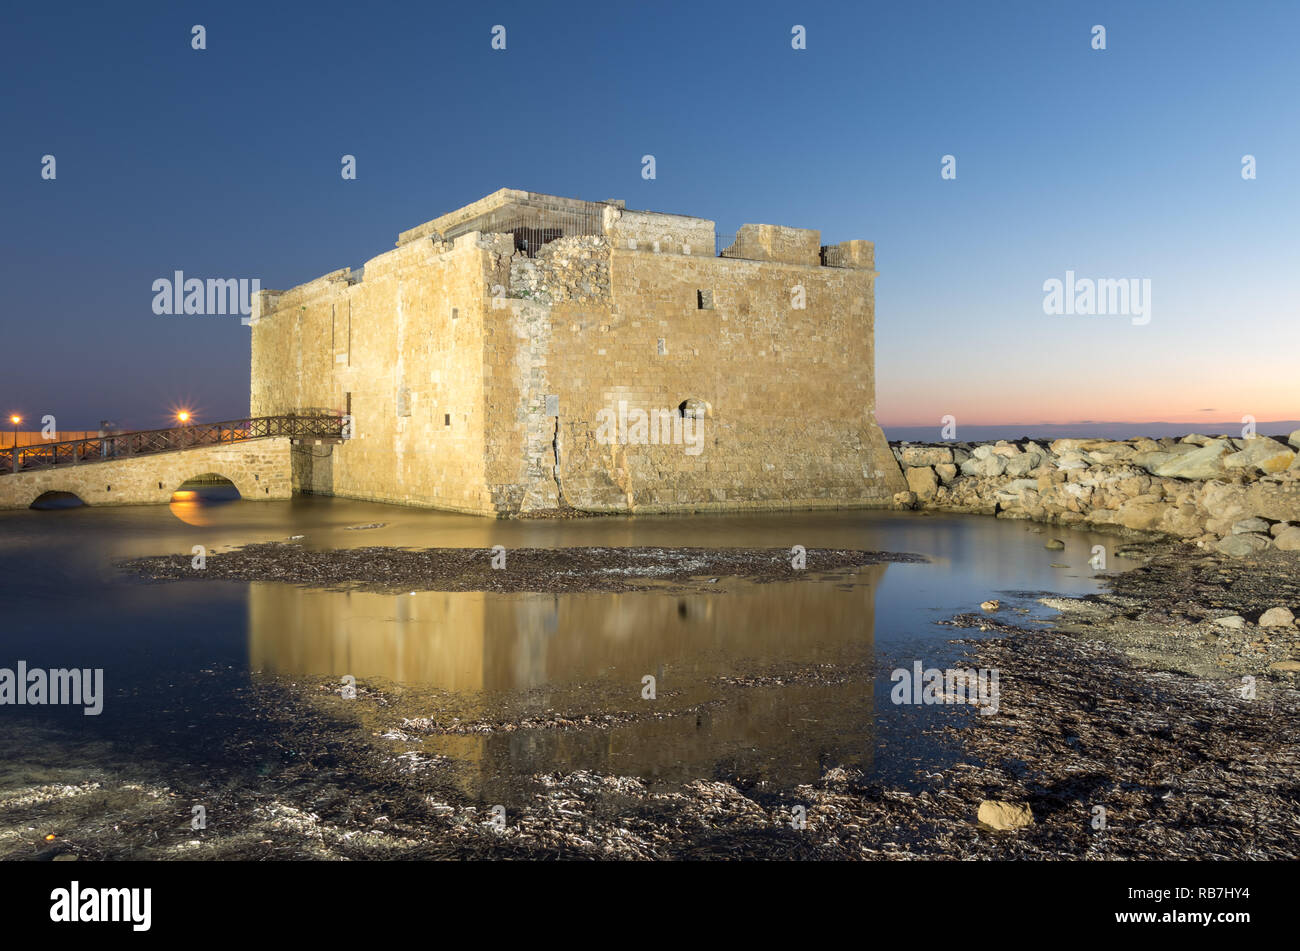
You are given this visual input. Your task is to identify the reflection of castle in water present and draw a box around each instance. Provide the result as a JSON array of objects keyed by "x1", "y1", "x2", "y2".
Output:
[
  {"x1": 247, "y1": 568, "x2": 886, "y2": 691},
  {"x1": 246, "y1": 567, "x2": 886, "y2": 790}
]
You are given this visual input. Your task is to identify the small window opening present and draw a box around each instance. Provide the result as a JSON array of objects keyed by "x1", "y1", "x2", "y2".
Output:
[
  {"x1": 697, "y1": 289, "x2": 714, "y2": 310},
  {"x1": 444, "y1": 414, "x2": 451, "y2": 427}
]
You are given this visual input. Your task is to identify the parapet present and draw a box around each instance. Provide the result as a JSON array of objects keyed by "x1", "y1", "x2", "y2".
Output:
[
  {"x1": 603, "y1": 206, "x2": 715, "y2": 255},
  {"x1": 396, "y1": 189, "x2": 615, "y2": 248},
  {"x1": 822, "y1": 240, "x2": 876, "y2": 270},
  {"x1": 390, "y1": 189, "x2": 868, "y2": 269},
  {"x1": 722, "y1": 224, "x2": 821, "y2": 266}
]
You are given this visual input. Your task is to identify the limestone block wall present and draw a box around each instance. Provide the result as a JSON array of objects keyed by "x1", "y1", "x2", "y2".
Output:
[
  {"x1": 481, "y1": 237, "x2": 905, "y2": 514},
  {"x1": 251, "y1": 234, "x2": 499, "y2": 515},
  {"x1": 0, "y1": 438, "x2": 293, "y2": 509},
  {"x1": 724, "y1": 223, "x2": 822, "y2": 266},
  {"x1": 603, "y1": 206, "x2": 715, "y2": 256}
]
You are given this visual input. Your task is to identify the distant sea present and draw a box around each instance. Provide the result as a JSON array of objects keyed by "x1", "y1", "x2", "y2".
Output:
[{"x1": 883, "y1": 420, "x2": 1300, "y2": 444}]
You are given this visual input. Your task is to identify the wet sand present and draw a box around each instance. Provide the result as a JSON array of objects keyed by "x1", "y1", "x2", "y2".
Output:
[{"x1": 120, "y1": 543, "x2": 926, "y2": 593}]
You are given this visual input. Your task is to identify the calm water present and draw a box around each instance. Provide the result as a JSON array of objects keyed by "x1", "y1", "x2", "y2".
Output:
[{"x1": 0, "y1": 496, "x2": 1118, "y2": 806}]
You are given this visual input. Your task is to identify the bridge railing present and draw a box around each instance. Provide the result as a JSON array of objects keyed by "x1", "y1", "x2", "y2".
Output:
[{"x1": 2, "y1": 412, "x2": 346, "y2": 475}]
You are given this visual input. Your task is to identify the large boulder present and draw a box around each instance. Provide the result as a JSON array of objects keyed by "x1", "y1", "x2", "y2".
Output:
[
  {"x1": 905, "y1": 465, "x2": 939, "y2": 501},
  {"x1": 1135, "y1": 440, "x2": 1231, "y2": 480},
  {"x1": 1232, "y1": 517, "x2": 1271, "y2": 534},
  {"x1": 1244, "y1": 480, "x2": 1300, "y2": 523},
  {"x1": 1215, "y1": 533, "x2": 1271, "y2": 558},
  {"x1": 1105, "y1": 469, "x2": 1152, "y2": 501},
  {"x1": 1289, "y1": 429, "x2": 1300, "y2": 450},
  {"x1": 1113, "y1": 497, "x2": 1168, "y2": 532},
  {"x1": 1081, "y1": 441, "x2": 1137, "y2": 464},
  {"x1": 960, "y1": 454, "x2": 1006, "y2": 478},
  {"x1": 1200, "y1": 481, "x2": 1249, "y2": 523},
  {"x1": 900, "y1": 446, "x2": 953, "y2": 467},
  {"x1": 1022, "y1": 440, "x2": 1050, "y2": 462},
  {"x1": 1160, "y1": 504, "x2": 1205, "y2": 537},
  {"x1": 1274, "y1": 525, "x2": 1300, "y2": 551},
  {"x1": 1004, "y1": 454, "x2": 1037, "y2": 477},
  {"x1": 1223, "y1": 437, "x2": 1296, "y2": 474},
  {"x1": 994, "y1": 479, "x2": 1040, "y2": 510},
  {"x1": 1259, "y1": 607, "x2": 1296, "y2": 628},
  {"x1": 935, "y1": 462, "x2": 959, "y2": 484}
]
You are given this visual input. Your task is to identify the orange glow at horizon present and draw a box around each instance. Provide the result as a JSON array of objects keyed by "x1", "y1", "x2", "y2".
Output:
[{"x1": 876, "y1": 365, "x2": 1297, "y2": 429}]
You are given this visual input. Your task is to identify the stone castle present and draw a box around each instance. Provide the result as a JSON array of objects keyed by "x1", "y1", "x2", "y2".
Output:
[{"x1": 249, "y1": 188, "x2": 906, "y2": 516}]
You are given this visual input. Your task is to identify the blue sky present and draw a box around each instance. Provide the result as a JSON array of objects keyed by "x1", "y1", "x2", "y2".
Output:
[{"x1": 2, "y1": 0, "x2": 1296, "y2": 432}]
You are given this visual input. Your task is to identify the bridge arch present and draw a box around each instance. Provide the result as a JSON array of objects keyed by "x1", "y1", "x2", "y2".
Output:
[
  {"x1": 169, "y1": 470, "x2": 252, "y2": 501},
  {"x1": 28, "y1": 489, "x2": 87, "y2": 510}
]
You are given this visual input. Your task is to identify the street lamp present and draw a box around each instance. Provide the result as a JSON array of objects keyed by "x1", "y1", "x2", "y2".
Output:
[
  {"x1": 174, "y1": 410, "x2": 193, "y2": 449},
  {"x1": 9, "y1": 415, "x2": 19, "y2": 450}
]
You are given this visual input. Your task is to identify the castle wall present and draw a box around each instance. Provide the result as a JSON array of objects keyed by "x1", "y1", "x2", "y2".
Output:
[
  {"x1": 482, "y1": 223, "x2": 904, "y2": 515},
  {"x1": 251, "y1": 235, "x2": 499, "y2": 515},
  {"x1": 249, "y1": 193, "x2": 906, "y2": 516}
]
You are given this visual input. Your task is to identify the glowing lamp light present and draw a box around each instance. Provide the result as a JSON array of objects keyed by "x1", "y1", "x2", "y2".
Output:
[{"x1": 176, "y1": 411, "x2": 191, "y2": 424}]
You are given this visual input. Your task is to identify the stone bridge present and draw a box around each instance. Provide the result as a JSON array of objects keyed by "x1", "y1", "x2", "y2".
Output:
[{"x1": 0, "y1": 438, "x2": 295, "y2": 509}]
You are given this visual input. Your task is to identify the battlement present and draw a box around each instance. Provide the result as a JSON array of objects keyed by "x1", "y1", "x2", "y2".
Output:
[{"x1": 390, "y1": 189, "x2": 872, "y2": 268}]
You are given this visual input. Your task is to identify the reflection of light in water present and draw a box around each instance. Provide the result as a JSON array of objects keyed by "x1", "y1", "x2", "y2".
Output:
[{"x1": 169, "y1": 485, "x2": 239, "y2": 526}]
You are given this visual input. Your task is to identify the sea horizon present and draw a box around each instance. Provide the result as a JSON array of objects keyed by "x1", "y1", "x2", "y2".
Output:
[{"x1": 883, "y1": 419, "x2": 1300, "y2": 443}]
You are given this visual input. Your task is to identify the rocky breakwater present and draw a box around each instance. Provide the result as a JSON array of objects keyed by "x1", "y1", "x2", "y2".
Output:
[{"x1": 891, "y1": 431, "x2": 1300, "y2": 557}]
